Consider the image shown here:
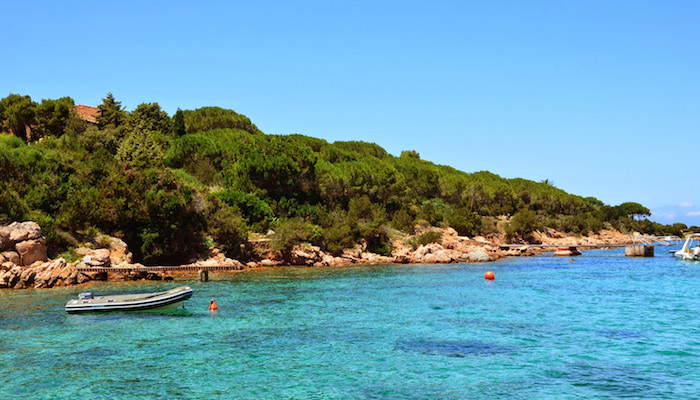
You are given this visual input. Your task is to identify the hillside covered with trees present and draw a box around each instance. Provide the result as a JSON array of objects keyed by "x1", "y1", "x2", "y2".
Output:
[{"x1": 0, "y1": 93, "x2": 690, "y2": 264}]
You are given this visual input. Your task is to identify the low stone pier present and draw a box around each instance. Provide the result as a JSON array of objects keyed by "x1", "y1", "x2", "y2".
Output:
[{"x1": 625, "y1": 245, "x2": 654, "y2": 257}]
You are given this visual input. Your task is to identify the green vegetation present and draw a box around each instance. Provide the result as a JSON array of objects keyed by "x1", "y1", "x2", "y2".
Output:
[
  {"x1": 0, "y1": 92, "x2": 690, "y2": 264},
  {"x1": 408, "y1": 231, "x2": 443, "y2": 250}
]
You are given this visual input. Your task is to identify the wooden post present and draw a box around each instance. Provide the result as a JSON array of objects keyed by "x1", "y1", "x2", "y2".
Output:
[
  {"x1": 644, "y1": 245, "x2": 654, "y2": 257},
  {"x1": 198, "y1": 269, "x2": 209, "y2": 282}
]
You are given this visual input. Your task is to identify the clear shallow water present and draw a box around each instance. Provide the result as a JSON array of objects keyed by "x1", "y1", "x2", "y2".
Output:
[{"x1": 2, "y1": 249, "x2": 700, "y2": 399}]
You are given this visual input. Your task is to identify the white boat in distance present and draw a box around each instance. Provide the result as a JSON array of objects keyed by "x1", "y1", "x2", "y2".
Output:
[
  {"x1": 65, "y1": 286, "x2": 193, "y2": 314},
  {"x1": 674, "y1": 233, "x2": 700, "y2": 261}
]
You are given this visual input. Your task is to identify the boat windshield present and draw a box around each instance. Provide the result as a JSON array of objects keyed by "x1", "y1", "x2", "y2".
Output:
[{"x1": 680, "y1": 235, "x2": 700, "y2": 251}]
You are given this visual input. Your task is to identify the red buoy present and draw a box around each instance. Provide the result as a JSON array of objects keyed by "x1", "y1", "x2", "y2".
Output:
[
  {"x1": 209, "y1": 297, "x2": 218, "y2": 311},
  {"x1": 484, "y1": 271, "x2": 495, "y2": 280}
]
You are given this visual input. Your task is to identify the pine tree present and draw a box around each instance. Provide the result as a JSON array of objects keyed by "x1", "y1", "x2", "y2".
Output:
[
  {"x1": 116, "y1": 127, "x2": 164, "y2": 169},
  {"x1": 96, "y1": 93, "x2": 127, "y2": 129},
  {"x1": 172, "y1": 108, "x2": 186, "y2": 136},
  {"x1": 128, "y1": 102, "x2": 171, "y2": 133},
  {"x1": 37, "y1": 97, "x2": 75, "y2": 137},
  {"x1": 0, "y1": 94, "x2": 37, "y2": 142}
]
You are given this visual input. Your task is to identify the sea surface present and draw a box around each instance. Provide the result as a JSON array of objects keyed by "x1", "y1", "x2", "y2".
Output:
[{"x1": 2, "y1": 248, "x2": 700, "y2": 399}]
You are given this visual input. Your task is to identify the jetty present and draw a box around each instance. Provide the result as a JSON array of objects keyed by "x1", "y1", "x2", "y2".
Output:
[
  {"x1": 76, "y1": 264, "x2": 241, "y2": 281},
  {"x1": 499, "y1": 235, "x2": 682, "y2": 257}
]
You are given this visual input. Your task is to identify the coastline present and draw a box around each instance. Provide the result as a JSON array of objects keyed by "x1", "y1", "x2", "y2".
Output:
[{"x1": 1, "y1": 221, "x2": 642, "y2": 290}]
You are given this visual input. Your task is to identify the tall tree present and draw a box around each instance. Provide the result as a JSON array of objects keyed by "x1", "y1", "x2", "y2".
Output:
[
  {"x1": 116, "y1": 127, "x2": 164, "y2": 169},
  {"x1": 128, "y1": 102, "x2": 172, "y2": 133},
  {"x1": 96, "y1": 93, "x2": 127, "y2": 129},
  {"x1": 0, "y1": 94, "x2": 37, "y2": 142},
  {"x1": 615, "y1": 202, "x2": 651, "y2": 220},
  {"x1": 400, "y1": 150, "x2": 420, "y2": 159},
  {"x1": 172, "y1": 108, "x2": 186, "y2": 136},
  {"x1": 36, "y1": 97, "x2": 75, "y2": 137}
]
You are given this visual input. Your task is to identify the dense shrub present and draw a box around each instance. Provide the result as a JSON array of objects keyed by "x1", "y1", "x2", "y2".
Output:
[
  {"x1": 206, "y1": 199, "x2": 248, "y2": 257},
  {"x1": 271, "y1": 218, "x2": 322, "y2": 260},
  {"x1": 214, "y1": 190, "x2": 274, "y2": 231},
  {"x1": 183, "y1": 107, "x2": 258, "y2": 135},
  {"x1": 408, "y1": 231, "x2": 443, "y2": 249},
  {"x1": 505, "y1": 209, "x2": 542, "y2": 242}
]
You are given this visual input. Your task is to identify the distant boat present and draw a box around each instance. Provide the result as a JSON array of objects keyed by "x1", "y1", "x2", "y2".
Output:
[
  {"x1": 552, "y1": 247, "x2": 581, "y2": 257},
  {"x1": 65, "y1": 286, "x2": 193, "y2": 314},
  {"x1": 674, "y1": 234, "x2": 700, "y2": 261}
]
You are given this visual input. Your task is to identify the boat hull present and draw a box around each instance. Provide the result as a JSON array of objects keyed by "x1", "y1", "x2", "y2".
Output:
[
  {"x1": 675, "y1": 252, "x2": 700, "y2": 261},
  {"x1": 65, "y1": 286, "x2": 193, "y2": 314},
  {"x1": 674, "y1": 234, "x2": 700, "y2": 261}
]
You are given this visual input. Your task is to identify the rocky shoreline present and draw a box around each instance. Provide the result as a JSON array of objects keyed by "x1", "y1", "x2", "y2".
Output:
[{"x1": 0, "y1": 221, "x2": 639, "y2": 290}]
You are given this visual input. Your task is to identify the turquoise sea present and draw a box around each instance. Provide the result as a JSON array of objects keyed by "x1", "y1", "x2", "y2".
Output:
[{"x1": 2, "y1": 248, "x2": 700, "y2": 399}]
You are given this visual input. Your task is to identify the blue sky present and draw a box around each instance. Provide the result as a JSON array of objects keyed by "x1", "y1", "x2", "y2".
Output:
[{"x1": 3, "y1": 1, "x2": 699, "y2": 225}]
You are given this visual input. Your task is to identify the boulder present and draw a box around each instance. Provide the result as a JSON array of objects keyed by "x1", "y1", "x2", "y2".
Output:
[
  {"x1": 0, "y1": 226, "x2": 9, "y2": 250},
  {"x1": 79, "y1": 248, "x2": 112, "y2": 268},
  {"x1": 34, "y1": 259, "x2": 64, "y2": 288},
  {"x1": 195, "y1": 256, "x2": 244, "y2": 269},
  {"x1": 445, "y1": 227, "x2": 459, "y2": 237},
  {"x1": 19, "y1": 268, "x2": 37, "y2": 287},
  {"x1": 5, "y1": 222, "x2": 42, "y2": 244},
  {"x1": 423, "y1": 253, "x2": 437, "y2": 264},
  {"x1": 335, "y1": 256, "x2": 354, "y2": 266},
  {"x1": 58, "y1": 263, "x2": 78, "y2": 282},
  {"x1": 433, "y1": 250, "x2": 453, "y2": 264},
  {"x1": 0, "y1": 266, "x2": 22, "y2": 288},
  {"x1": 106, "y1": 237, "x2": 131, "y2": 265},
  {"x1": 442, "y1": 240, "x2": 457, "y2": 250},
  {"x1": 226, "y1": 258, "x2": 245, "y2": 269},
  {"x1": 290, "y1": 246, "x2": 322, "y2": 265},
  {"x1": 84, "y1": 248, "x2": 111, "y2": 267},
  {"x1": 417, "y1": 243, "x2": 443, "y2": 257},
  {"x1": 452, "y1": 252, "x2": 469, "y2": 262},
  {"x1": 342, "y1": 247, "x2": 362, "y2": 259},
  {"x1": 393, "y1": 254, "x2": 411, "y2": 264},
  {"x1": 75, "y1": 236, "x2": 133, "y2": 268},
  {"x1": 2, "y1": 251, "x2": 20, "y2": 265},
  {"x1": 467, "y1": 250, "x2": 492, "y2": 262},
  {"x1": 360, "y1": 252, "x2": 392, "y2": 264},
  {"x1": 208, "y1": 246, "x2": 222, "y2": 258},
  {"x1": 15, "y1": 238, "x2": 48, "y2": 266},
  {"x1": 33, "y1": 259, "x2": 90, "y2": 288},
  {"x1": 321, "y1": 254, "x2": 336, "y2": 266}
]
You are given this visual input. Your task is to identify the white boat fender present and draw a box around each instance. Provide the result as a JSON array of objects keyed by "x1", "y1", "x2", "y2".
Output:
[{"x1": 78, "y1": 292, "x2": 94, "y2": 300}]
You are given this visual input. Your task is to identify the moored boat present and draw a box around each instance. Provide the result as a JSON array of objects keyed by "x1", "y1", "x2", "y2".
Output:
[
  {"x1": 674, "y1": 233, "x2": 700, "y2": 261},
  {"x1": 65, "y1": 286, "x2": 193, "y2": 314},
  {"x1": 552, "y1": 246, "x2": 581, "y2": 257}
]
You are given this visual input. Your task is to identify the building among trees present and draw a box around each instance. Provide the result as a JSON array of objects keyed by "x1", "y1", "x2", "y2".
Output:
[{"x1": 72, "y1": 105, "x2": 99, "y2": 124}]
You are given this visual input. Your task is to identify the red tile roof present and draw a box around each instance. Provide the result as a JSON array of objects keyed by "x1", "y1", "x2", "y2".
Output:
[{"x1": 73, "y1": 105, "x2": 99, "y2": 124}]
